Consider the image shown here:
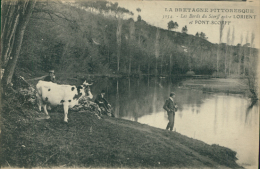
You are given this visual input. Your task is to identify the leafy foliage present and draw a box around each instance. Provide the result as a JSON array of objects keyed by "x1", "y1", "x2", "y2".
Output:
[
  {"x1": 167, "y1": 20, "x2": 178, "y2": 31},
  {"x1": 181, "y1": 25, "x2": 188, "y2": 34},
  {"x1": 8, "y1": 0, "x2": 257, "y2": 79},
  {"x1": 195, "y1": 32, "x2": 207, "y2": 39},
  {"x1": 79, "y1": 1, "x2": 133, "y2": 15}
]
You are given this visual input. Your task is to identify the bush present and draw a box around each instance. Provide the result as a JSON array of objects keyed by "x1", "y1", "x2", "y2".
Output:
[
  {"x1": 212, "y1": 71, "x2": 227, "y2": 78},
  {"x1": 186, "y1": 70, "x2": 195, "y2": 76}
]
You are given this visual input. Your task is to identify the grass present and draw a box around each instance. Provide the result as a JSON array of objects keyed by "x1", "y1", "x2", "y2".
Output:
[
  {"x1": 181, "y1": 78, "x2": 249, "y2": 95},
  {"x1": 0, "y1": 89, "x2": 242, "y2": 168}
]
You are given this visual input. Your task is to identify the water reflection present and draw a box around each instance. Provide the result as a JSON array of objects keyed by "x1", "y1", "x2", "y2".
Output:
[
  {"x1": 245, "y1": 99, "x2": 258, "y2": 124},
  {"x1": 90, "y1": 76, "x2": 258, "y2": 168}
]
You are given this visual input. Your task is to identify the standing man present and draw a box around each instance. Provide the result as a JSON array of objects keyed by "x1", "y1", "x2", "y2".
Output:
[
  {"x1": 44, "y1": 70, "x2": 55, "y2": 82},
  {"x1": 163, "y1": 92, "x2": 178, "y2": 131}
]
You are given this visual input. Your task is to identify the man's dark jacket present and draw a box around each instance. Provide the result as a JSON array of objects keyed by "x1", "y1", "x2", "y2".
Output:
[
  {"x1": 95, "y1": 94, "x2": 109, "y2": 106},
  {"x1": 163, "y1": 98, "x2": 177, "y2": 113},
  {"x1": 43, "y1": 75, "x2": 55, "y2": 82}
]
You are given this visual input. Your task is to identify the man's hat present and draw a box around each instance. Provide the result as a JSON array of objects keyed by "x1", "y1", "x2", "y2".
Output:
[
  {"x1": 170, "y1": 92, "x2": 175, "y2": 96},
  {"x1": 49, "y1": 70, "x2": 54, "y2": 73},
  {"x1": 101, "y1": 89, "x2": 106, "y2": 93}
]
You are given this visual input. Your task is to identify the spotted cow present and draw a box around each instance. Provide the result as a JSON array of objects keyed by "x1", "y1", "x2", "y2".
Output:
[{"x1": 36, "y1": 80, "x2": 93, "y2": 122}]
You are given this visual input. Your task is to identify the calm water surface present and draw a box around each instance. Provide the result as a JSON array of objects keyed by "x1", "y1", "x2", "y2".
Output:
[{"x1": 90, "y1": 77, "x2": 259, "y2": 168}]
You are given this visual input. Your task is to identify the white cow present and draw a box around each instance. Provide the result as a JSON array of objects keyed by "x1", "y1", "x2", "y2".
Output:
[{"x1": 36, "y1": 80, "x2": 93, "y2": 122}]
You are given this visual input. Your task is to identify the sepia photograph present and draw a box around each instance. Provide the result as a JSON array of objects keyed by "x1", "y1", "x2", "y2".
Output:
[{"x1": 1, "y1": 0, "x2": 259, "y2": 168}]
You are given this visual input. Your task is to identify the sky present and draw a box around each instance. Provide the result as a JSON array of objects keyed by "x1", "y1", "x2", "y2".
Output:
[{"x1": 114, "y1": 0, "x2": 259, "y2": 47}]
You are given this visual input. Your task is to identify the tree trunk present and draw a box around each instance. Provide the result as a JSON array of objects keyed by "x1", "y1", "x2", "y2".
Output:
[
  {"x1": 238, "y1": 52, "x2": 241, "y2": 75},
  {"x1": 217, "y1": 19, "x2": 225, "y2": 75},
  {"x1": 243, "y1": 32, "x2": 249, "y2": 75},
  {"x1": 160, "y1": 57, "x2": 163, "y2": 75},
  {"x1": 137, "y1": 29, "x2": 141, "y2": 74},
  {"x1": 225, "y1": 45, "x2": 228, "y2": 75},
  {"x1": 243, "y1": 47, "x2": 247, "y2": 75},
  {"x1": 115, "y1": 79, "x2": 119, "y2": 117},
  {"x1": 2, "y1": 0, "x2": 37, "y2": 89},
  {"x1": 155, "y1": 28, "x2": 160, "y2": 76},
  {"x1": 116, "y1": 18, "x2": 122, "y2": 72},
  {"x1": 108, "y1": 45, "x2": 110, "y2": 67},
  {"x1": 128, "y1": 56, "x2": 131, "y2": 75},
  {"x1": 229, "y1": 27, "x2": 235, "y2": 76},
  {"x1": 217, "y1": 48, "x2": 219, "y2": 74},
  {"x1": 1, "y1": 3, "x2": 20, "y2": 66},
  {"x1": 228, "y1": 50, "x2": 232, "y2": 75},
  {"x1": 225, "y1": 27, "x2": 230, "y2": 75},
  {"x1": 60, "y1": 43, "x2": 69, "y2": 71},
  {"x1": 128, "y1": 77, "x2": 131, "y2": 96},
  {"x1": 117, "y1": 43, "x2": 121, "y2": 72},
  {"x1": 169, "y1": 54, "x2": 172, "y2": 77},
  {"x1": 238, "y1": 34, "x2": 243, "y2": 75},
  {"x1": 128, "y1": 21, "x2": 135, "y2": 75}
]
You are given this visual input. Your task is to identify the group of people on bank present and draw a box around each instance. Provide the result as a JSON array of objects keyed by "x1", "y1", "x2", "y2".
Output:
[{"x1": 44, "y1": 69, "x2": 178, "y2": 130}]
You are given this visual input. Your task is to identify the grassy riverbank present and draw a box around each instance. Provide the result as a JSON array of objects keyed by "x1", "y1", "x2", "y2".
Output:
[
  {"x1": 1, "y1": 91, "x2": 242, "y2": 169},
  {"x1": 180, "y1": 78, "x2": 250, "y2": 95}
]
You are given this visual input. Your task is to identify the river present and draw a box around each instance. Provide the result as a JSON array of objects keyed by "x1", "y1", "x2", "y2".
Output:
[{"x1": 90, "y1": 76, "x2": 259, "y2": 169}]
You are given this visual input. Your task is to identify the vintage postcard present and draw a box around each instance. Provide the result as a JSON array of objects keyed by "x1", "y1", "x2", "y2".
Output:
[{"x1": 1, "y1": 0, "x2": 259, "y2": 169}]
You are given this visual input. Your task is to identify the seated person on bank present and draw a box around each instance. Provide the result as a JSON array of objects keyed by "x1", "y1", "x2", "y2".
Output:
[
  {"x1": 95, "y1": 90, "x2": 114, "y2": 117},
  {"x1": 44, "y1": 69, "x2": 55, "y2": 82}
]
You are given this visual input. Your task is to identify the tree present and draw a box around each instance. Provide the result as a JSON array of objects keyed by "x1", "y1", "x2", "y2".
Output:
[
  {"x1": 128, "y1": 19, "x2": 135, "y2": 74},
  {"x1": 225, "y1": 27, "x2": 230, "y2": 75},
  {"x1": 237, "y1": 34, "x2": 243, "y2": 75},
  {"x1": 243, "y1": 31, "x2": 249, "y2": 75},
  {"x1": 195, "y1": 32, "x2": 199, "y2": 37},
  {"x1": 136, "y1": 8, "x2": 143, "y2": 73},
  {"x1": 167, "y1": 20, "x2": 178, "y2": 31},
  {"x1": 116, "y1": 18, "x2": 123, "y2": 72},
  {"x1": 154, "y1": 28, "x2": 160, "y2": 75},
  {"x1": 242, "y1": 32, "x2": 258, "y2": 100},
  {"x1": 217, "y1": 18, "x2": 225, "y2": 74},
  {"x1": 136, "y1": 8, "x2": 141, "y2": 21},
  {"x1": 1, "y1": 0, "x2": 37, "y2": 89},
  {"x1": 181, "y1": 25, "x2": 188, "y2": 33},
  {"x1": 108, "y1": 3, "x2": 126, "y2": 73},
  {"x1": 174, "y1": 22, "x2": 179, "y2": 31},
  {"x1": 80, "y1": 1, "x2": 133, "y2": 16},
  {"x1": 199, "y1": 32, "x2": 207, "y2": 39},
  {"x1": 159, "y1": 37, "x2": 175, "y2": 76},
  {"x1": 229, "y1": 27, "x2": 235, "y2": 75}
]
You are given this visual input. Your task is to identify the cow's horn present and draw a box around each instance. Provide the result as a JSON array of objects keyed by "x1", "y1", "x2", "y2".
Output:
[{"x1": 83, "y1": 80, "x2": 93, "y2": 86}]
